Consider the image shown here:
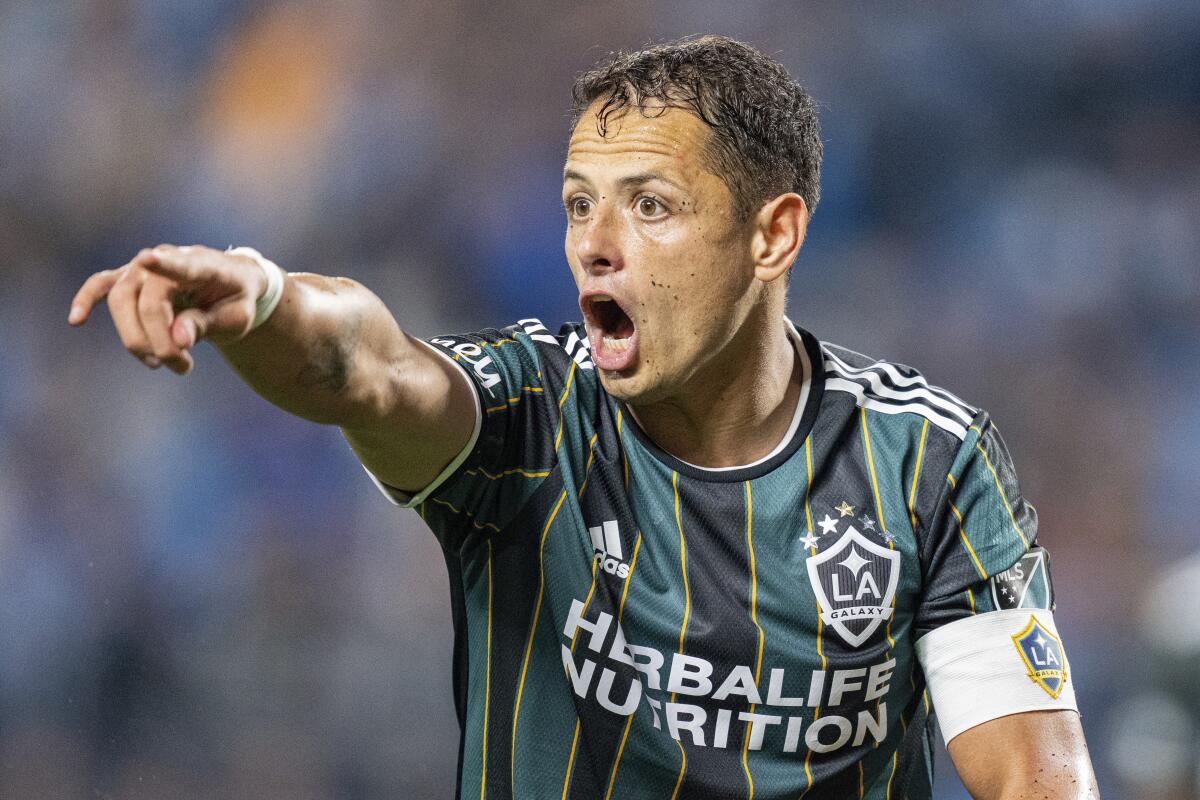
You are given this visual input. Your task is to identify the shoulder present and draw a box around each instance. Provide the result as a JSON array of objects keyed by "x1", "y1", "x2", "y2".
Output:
[
  {"x1": 426, "y1": 318, "x2": 594, "y2": 389},
  {"x1": 817, "y1": 337, "x2": 980, "y2": 442},
  {"x1": 513, "y1": 318, "x2": 595, "y2": 373}
]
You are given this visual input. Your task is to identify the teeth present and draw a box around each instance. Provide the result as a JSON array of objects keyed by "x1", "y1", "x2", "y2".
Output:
[
  {"x1": 593, "y1": 293, "x2": 613, "y2": 303},
  {"x1": 602, "y1": 335, "x2": 632, "y2": 352}
]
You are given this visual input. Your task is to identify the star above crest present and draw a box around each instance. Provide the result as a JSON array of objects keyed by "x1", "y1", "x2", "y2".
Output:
[
  {"x1": 818, "y1": 514, "x2": 839, "y2": 535},
  {"x1": 835, "y1": 501, "x2": 855, "y2": 517},
  {"x1": 860, "y1": 513, "x2": 876, "y2": 531},
  {"x1": 799, "y1": 531, "x2": 820, "y2": 549}
]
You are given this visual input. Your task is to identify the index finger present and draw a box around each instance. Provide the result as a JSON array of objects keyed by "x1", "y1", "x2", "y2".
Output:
[
  {"x1": 136, "y1": 244, "x2": 213, "y2": 285},
  {"x1": 68, "y1": 269, "x2": 122, "y2": 325}
]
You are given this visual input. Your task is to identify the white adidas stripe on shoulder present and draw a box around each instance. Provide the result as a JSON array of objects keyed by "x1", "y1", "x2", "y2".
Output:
[
  {"x1": 517, "y1": 318, "x2": 594, "y2": 369},
  {"x1": 517, "y1": 318, "x2": 559, "y2": 344},
  {"x1": 823, "y1": 347, "x2": 974, "y2": 416},
  {"x1": 825, "y1": 378, "x2": 969, "y2": 439},
  {"x1": 823, "y1": 349, "x2": 975, "y2": 426},
  {"x1": 821, "y1": 344, "x2": 977, "y2": 440}
]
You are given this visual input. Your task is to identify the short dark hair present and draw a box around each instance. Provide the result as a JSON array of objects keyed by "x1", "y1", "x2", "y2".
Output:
[{"x1": 570, "y1": 35, "x2": 822, "y2": 221}]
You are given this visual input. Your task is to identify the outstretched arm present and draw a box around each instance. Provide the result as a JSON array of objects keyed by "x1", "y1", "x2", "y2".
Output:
[
  {"x1": 69, "y1": 244, "x2": 476, "y2": 494},
  {"x1": 948, "y1": 710, "x2": 1099, "y2": 799}
]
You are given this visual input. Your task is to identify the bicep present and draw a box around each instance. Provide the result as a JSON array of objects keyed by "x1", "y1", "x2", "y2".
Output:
[
  {"x1": 341, "y1": 335, "x2": 480, "y2": 495},
  {"x1": 948, "y1": 709, "x2": 1098, "y2": 799}
]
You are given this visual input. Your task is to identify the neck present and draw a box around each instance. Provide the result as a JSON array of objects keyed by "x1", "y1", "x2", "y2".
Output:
[{"x1": 627, "y1": 296, "x2": 801, "y2": 469}]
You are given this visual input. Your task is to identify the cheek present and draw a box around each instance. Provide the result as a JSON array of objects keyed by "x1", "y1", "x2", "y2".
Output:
[{"x1": 563, "y1": 229, "x2": 583, "y2": 279}]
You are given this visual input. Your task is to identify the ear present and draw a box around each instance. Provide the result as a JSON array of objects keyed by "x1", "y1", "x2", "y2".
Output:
[{"x1": 750, "y1": 193, "x2": 809, "y2": 284}]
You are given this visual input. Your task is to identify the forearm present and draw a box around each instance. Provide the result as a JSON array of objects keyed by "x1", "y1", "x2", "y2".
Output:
[
  {"x1": 217, "y1": 271, "x2": 411, "y2": 428},
  {"x1": 70, "y1": 244, "x2": 474, "y2": 486},
  {"x1": 950, "y1": 711, "x2": 1099, "y2": 799}
]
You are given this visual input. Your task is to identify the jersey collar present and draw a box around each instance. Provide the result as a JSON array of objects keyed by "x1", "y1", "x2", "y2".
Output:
[{"x1": 617, "y1": 319, "x2": 825, "y2": 483}]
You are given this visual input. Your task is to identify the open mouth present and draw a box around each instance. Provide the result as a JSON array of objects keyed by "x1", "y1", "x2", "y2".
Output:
[{"x1": 582, "y1": 293, "x2": 639, "y2": 371}]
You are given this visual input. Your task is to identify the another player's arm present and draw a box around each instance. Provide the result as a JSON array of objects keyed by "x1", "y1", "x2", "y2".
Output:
[
  {"x1": 948, "y1": 710, "x2": 1099, "y2": 799},
  {"x1": 69, "y1": 244, "x2": 475, "y2": 493}
]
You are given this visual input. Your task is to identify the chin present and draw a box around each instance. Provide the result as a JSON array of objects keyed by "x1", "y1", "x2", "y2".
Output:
[{"x1": 596, "y1": 365, "x2": 673, "y2": 407}]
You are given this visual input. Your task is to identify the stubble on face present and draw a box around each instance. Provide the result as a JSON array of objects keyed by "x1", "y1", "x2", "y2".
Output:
[{"x1": 563, "y1": 101, "x2": 758, "y2": 407}]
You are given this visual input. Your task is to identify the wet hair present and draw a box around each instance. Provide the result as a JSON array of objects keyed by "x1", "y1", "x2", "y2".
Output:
[{"x1": 571, "y1": 35, "x2": 823, "y2": 221}]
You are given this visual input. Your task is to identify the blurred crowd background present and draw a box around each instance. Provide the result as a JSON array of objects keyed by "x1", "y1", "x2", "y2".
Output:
[{"x1": 2, "y1": 1, "x2": 1198, "y2": 797}]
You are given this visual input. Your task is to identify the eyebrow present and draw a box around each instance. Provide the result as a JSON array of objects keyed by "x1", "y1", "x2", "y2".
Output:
[{"x1": 562, "y1": 169, "x2": 685, "y2": 192}]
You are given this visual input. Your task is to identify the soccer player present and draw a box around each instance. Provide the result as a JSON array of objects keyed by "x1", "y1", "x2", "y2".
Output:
[{"x1": 69, "y1": 36, "x2": 1097, "y2": 799}]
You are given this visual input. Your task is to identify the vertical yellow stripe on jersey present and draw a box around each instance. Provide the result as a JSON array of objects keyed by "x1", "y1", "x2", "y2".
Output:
[
  {"x1": 860, "y1": 408, "x2": 896, "y2": 748},
  {"x1": 618, "y1": 534, "x2": 642, "y2": 619},
  {"x1": 560, "y1": 546, "x2": 602, "y2": 795},
  {"x1": 568, "y1": 434, "x2": 605, "y2": 646},
  {"x1": 604, "y1": 719, "x2": 634, "y2": 800},
  {"x1": 742, "y1": 481, "x2": 765, "y2": 799},
  {"x1": 603, "y1": 532, "x2": 643, "y2": 800},
  {"x1": 803, "y1": 438, "x2": 816, "y2": 536},
  {"x1": 577, "y1": 432, "x2": 601, "y2": 498},
  {"x1": 907, "y1": 419, "x2": 929, "y2": 532},
  {"x1": 602, "y1": 416, "x2": 640, "y2": 800},
  {"x1": 946, "y1": 494, "x2": 987, "y2": 580},
  {"x1": 560, "y1": 722, "x2": 581, "y2": 800},
  {"x1": 671, "y1": 471, "x2": 692, "y2": 688},
  {"x1": 669, "y1": 471, "x2": 690, "y2": 799},
  {"x1": 553, "y1": 363, "x2": 578, "y2": 452},
  {"x1": 801, "y1": 438, "x2": 822, "y2": 799},
  {"x1": 860, "y1": 408, "x2": 889, "y2": 537},
  {"x1": 480, "y1": 540, "x2": 493, "y2": 800},
  {"x1": 616, "y1": 410, "x2": 630, "y2": 488},
  {"x1": 560, "y1": 436, "x2": 611, "y2": 796},
  {"x1": 512, "y1": 488, "x2": 568, "y2": 788},
  {"x1": 903, "y1": 416, "x2": 931, "y2": 743},
  {"x1": 974, "y1": 436, "x2": 1031, "y2": 549},
  {"x1": 669, "y1": 741, "x2": 687, "y2": 800}
]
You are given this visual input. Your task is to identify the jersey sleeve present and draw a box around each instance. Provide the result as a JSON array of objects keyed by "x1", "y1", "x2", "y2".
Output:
[
  {"x1": 352, "y1": 321, "x2": 559, "y2": 543},
  {"x1": 912, "y1": 411, "x2": 1078, "y2": 743}
]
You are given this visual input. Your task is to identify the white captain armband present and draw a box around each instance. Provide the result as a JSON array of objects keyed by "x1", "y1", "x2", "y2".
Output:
[{"x1": 914, "y1": 608, "x2": 1078, "y2": 744}]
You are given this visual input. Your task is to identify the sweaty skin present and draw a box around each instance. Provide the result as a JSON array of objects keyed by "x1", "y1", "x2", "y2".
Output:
[{"x1": 563, "y1": 102, "x2": 808, "y2": 468}]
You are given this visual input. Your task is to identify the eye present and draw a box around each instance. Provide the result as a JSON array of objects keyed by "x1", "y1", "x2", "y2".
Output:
[
  {"x1": 568, "y1": 197, "x2": 592, "y2": 218},
  {"x1": 637, "y1": 195, "x2": 666, "y2": 217}
]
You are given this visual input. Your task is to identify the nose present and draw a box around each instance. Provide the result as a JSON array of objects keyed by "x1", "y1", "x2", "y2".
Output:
[{"x1": 574, "y1": 203, "x2": 624, "y2": 275}]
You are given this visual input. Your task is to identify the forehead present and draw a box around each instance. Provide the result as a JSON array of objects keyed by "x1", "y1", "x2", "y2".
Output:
[{"x1": 565, "y1": 101, "x2": 714, "y2": 180}]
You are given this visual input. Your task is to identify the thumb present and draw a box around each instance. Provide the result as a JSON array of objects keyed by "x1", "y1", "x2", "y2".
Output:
[{"x1": 172, "y1": 308, "x2": 209, "y2": 349}]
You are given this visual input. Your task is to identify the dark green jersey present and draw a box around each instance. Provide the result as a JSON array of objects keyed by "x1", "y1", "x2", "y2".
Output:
[{"x1": 358, "y1": 318, "x2": 1072, "y2": 800}]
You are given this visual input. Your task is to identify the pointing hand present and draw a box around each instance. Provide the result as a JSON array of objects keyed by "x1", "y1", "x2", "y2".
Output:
[{"x1": 69, "y1": 244, "x2": 270, "y2": 375}]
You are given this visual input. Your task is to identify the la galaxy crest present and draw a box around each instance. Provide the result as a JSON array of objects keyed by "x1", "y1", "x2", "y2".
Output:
[
  {"x1": 805, "y1": 522, "x2": 900, "y2": 648},
  {"x1": 1011, "y1": 615, "x2": 1068, "y2": 698}
]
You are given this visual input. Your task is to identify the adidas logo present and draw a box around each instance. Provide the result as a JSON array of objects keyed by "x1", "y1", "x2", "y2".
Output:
[{"x1": 588, "y1": 520, "x2": 630, "y2": 578}]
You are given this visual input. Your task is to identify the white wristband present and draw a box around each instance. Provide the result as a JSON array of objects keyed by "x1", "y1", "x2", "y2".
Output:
[{"x1": 226, "y1": 246, "x2": 286, "y2": 331}]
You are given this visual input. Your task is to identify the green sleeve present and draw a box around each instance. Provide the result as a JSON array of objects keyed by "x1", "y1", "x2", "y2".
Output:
[
  {"x1": 370, "y1": 322, "x2": 560, "y2": 547},
  {"x1": 915, "y1": 412, "x2": 1053, "y2": 637}
]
